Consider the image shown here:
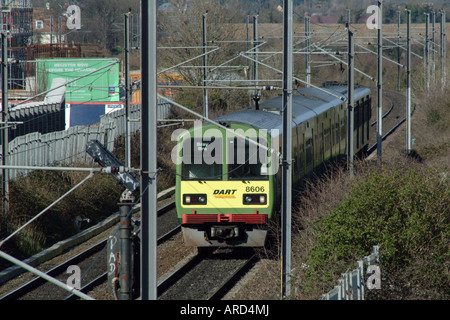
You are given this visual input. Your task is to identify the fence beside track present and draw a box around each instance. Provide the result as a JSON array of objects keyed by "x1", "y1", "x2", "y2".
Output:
[{"x1": 2, "y1": 101, "x2": 172, "y2": 180}]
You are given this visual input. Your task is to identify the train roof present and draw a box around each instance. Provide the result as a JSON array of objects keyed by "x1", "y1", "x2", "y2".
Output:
[{"x1": 214, "y1": 85, "x2": 371, "y2": 133}]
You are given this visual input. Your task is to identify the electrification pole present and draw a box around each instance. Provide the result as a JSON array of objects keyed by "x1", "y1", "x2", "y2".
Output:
[
  {"x1": 377, "y1": 0, "x2": 383, "y2": 164},
  {"x1": 124, "y1": 12, "x2": 131, "y2": 169},
  {"x1": 281, "y1": 0, "x2": 293, "y2": 299},
  {"x1": 1, "y1": 31, "x2": 8, "y2": 216},
  {"x1": 432, "y1": 11, "x2": 436, "y2": 85},
  {"x1": 50, "y1": 15, "x2": 53, "y2": 45},
  {"x1": 120, "y1": 11, "x2": 133, "y2": 300},
  {"x1": 425, "y1": 13, "x2": 430, "y2": 90},
  {"x1": 119, "y1": 191, "x2": 134, "y2": 300},
  {"x1": 59, "y1": 16, "x2": 62, "y2": 44},
  {"x1": 202, "y1": 13, "x2": 208, "y2": 119},
  {"x1": 253, "y1": 15, "x2": 259, "y2": 106},
  {"x1": 397, "y1": 11, "x2": 401, "y2": 91},
  {"x1": 406, "y1": 10, "x2": 412, "y2": 155},
  {"x1": 305, "y1": 14, "x2": 311, "y2": 87},
  {"x1": 441, "y1": 10, "x2": 447, "y2": 90},
  {"x1": 347, "y1": 28, "x2": 354, "y2": 178},
  {"x1": 140, "y1": 0, "x2": 158, "y2": 300}
]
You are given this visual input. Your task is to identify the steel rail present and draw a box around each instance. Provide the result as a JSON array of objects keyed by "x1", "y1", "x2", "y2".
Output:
[
  {"x1": 367, "y1": 94, "x2": 415, "y2": 155},
  {"x1": 63, "y1": 224, "x2": 182, "y2": 300},
  {"x1": 0, "y1": 239, "x2": 105, "y2": 300},
  {"x1": 156, "y1": 253, "x2": 205, "y2": 297},
  {"x1": 207, "y1": 254, "x2": 259, "y2": 300},
  {"x1": 371, "y1": 96, "x2": 394, "y2": 126}
]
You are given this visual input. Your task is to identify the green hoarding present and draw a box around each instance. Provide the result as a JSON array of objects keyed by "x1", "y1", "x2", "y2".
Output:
[{"x1": 36, "y1": 58, "x2": 120, "y2": 102}]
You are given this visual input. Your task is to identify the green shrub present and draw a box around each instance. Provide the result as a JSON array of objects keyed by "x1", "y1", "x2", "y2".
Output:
[{"x1": 299, "y1": 162, "x2": 449, "y2": 299}]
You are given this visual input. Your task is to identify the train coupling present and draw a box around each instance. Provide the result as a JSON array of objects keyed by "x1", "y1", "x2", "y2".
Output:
[{"x1": 210, "y1": 225, "x2": 240, "y2": 240}]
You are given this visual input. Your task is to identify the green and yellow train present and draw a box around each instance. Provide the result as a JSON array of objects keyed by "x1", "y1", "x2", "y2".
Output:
[{"x1": 174, "y1": 85, "x2": 372, "y2": 248}]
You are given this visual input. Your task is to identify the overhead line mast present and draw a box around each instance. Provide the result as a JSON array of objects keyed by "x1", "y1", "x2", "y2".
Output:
[{"x1": 281, "y1": 0, "x2": 293, "y2": 299}]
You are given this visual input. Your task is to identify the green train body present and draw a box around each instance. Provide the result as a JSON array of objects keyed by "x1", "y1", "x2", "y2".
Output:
[{"x1": 174, "y1": 85, "x2": 372, "y2": 247}]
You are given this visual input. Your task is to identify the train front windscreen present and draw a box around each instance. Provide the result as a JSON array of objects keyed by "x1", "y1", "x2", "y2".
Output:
[{"x1": 227, "y1": 137, "x2": 269, "y2": 180}]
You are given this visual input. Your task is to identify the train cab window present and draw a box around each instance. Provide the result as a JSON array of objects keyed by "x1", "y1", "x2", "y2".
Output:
[
  {"x1": 227, "y1": 137, "x2": 269, "y2": 180},
  {"x1": 182, "y1": 137, "x2": 223, "y2": 180}
]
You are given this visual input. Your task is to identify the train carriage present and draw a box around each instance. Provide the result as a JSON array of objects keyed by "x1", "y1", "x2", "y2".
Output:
[{"x1": 174, "y1": 85, "x2": 371, "y2": 248}]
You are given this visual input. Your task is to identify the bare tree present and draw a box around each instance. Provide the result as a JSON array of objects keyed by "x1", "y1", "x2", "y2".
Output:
[
  {"x1": 159, "y1": 0, "x2": 245, "y2": 81},
  {"x1": 65, "y1": 0, "x2": 139, "y2": 52}
]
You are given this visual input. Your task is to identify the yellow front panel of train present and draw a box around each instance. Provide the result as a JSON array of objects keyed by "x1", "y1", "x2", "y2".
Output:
[{"x1": 181, "y1": 180, "x2": 270, "y2": 209}]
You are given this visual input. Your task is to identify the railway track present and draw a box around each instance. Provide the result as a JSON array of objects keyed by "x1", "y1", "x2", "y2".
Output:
[
  {"x1": 157, "y1": 248, "x2": 259, "y2": 300},
  {"x1": 0, "y1": 201, "x2": 178, "y2": 300},
  {"x1": 367, "y1": 89, "x2": 409, "y2": 154}
]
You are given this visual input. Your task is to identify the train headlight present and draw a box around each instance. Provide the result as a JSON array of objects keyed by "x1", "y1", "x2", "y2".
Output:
[
  {"x1": 183, "y1": 194, "x2": 207, "y2": 205},
  {"x1": 243, "y1": 194, "x2": 267, "y2": 205}
]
